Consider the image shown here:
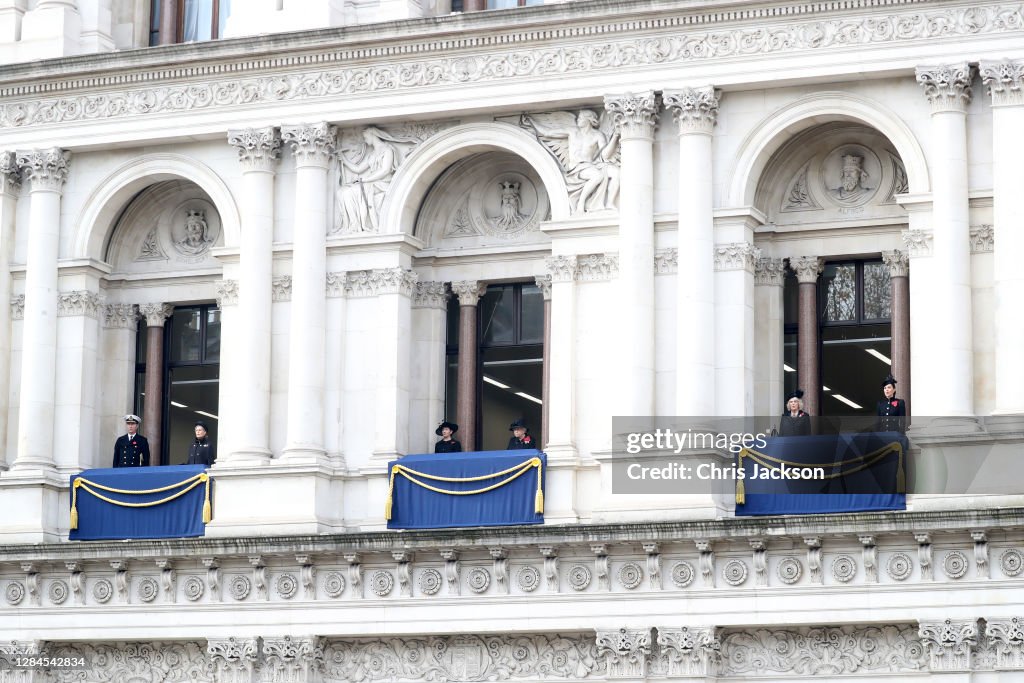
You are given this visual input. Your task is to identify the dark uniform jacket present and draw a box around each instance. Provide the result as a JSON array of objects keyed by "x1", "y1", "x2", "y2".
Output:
[
  {"x1": 877, "y1": 397, "x2": 907, "y2": 433},
  {"x1": 778, "y1": 411, "x2": 811, "y2": 437},
  {"x1": 187, "y1": 438, "x2": 216, "y2": 467},
  {"x1": 113, "y1": 433, "x2": 151, "y2": 467},
  {"x1": 434, "y1": 439, "x2": 462, "y2": 453},
  {"x1": 507, "y1": 435, "x2": 535, "y2": 450}
]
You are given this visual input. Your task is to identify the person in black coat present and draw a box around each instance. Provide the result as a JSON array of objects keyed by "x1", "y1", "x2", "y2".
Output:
[
  {"x1": 778, "y1": 390, "x2": 811, "y2": 437},
  {"x1": 187, "y1": 421, "x2": 216, "y2": 467},
  {"x1": 434, "y1": 421, "x2": 462, "y2": 453},
  {"x1": 506, "y1": 419, "x2": 535, "y2": 450},
  {"x1": 877, "y1": 374, "x2": 907, "y2": 433},
  {"x1": 113, "y1": 414, "x2": 151, "y2": 467}
]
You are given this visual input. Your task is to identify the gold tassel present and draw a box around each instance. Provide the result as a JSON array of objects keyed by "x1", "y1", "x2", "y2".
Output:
[
  {"x1": 735, "y1": 451, "x2": 746, "y2": 505},
  {"x1": 535, "y1": 487, "x2": 544, "y2": 515},
  {"x1": 384, "y1": 493, "x2": 393, "y2": 521},
  {"x1": 70, "y1": 506, "x2": 78, "y2": 530},
  {"x1": 385, "y1": 466, "x2": 398, "y2": 521},
  {"x1": 202, "y1": 474, "x2": 212, "y2": 523},
  {"x1": 70, "y1": 479, "x2": 80, "y2": 529}
]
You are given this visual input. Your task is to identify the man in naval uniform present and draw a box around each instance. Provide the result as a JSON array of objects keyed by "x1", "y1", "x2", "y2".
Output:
[
  {"x1": 112, "y1": 414, "x2": 151, "y2": 468},
  {"x1": 876, "y1": 374, "x2": 907, "y2": 433}
]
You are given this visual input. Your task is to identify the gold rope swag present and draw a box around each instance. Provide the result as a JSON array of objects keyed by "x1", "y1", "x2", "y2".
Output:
[
  {"x1": 70, "y1": 473, "x2": 212, "y2": 530},
  {"x1": 385, "y1": 457, "x2": 544, "y2": 521},
  {"x1": 735, "y1": 441, "x2": 905, "y2": 505}
]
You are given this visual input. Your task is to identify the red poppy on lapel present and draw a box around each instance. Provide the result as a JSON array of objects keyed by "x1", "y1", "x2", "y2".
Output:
[{"x1": 891, "y1": 401, "x2": 898, "y2": 407}]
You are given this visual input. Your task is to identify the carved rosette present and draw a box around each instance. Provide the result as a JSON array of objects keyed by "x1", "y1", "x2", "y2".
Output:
[
  {"x1": 987, "y1": 617, "x2": 1024, "y2": 669},
  {"x1": 263, "y1": 636, "x2": 325, "y2": 682},
  {"x1": 790, "y1": 255, "x2": 823, "y2": 283},
  {"x1": 57, "y1": 291, "x2": 103, "y2": 318},
  {"x1": 656, "y1": 626, "x2": 721, "y2": 677},
  {"x1": 227, "y1": 127, "x2": 282, "y2": 172},
  {"x1": 451, "y1": 280, "x2": 487, "y2": 307},
  {"x1": 663, "y1": 86, "x2": 720, "y2": 135},
  {"x1": 412, "y1": 281, "x2": 449, "y2": 309},
  {"x1": 754, "y1": 257, "x2": 785, "y2": 286},
  {"x1": 596, "y1": 628, "x2": 652, "y2": 679},
  {"x1": 0, "y1": 150, "x2": 20, "y2": 194},
  {"x1": 980, "y1": 59, "x2": 1024, "y2": 107},
  {"x1": 882, "y1": 249, "x2": 909, "y2": 278},
  {"x1": 16, "y1": 147, "x2": 70, "y2": 192},
  {"x1": 902, "y1": 229, "x2": 933, "y2": 258},
  {"x1": 138, "y1": 302, "x2": 174, "y2": 327},
  {"x1": 545, "y1": 255, "x2": 579, "y2": 283},
  {"x1": 103, "y1": 303, "x2": 138, "y2": 329},
  {"x1": 654, "y1": 248, "x2": 678, "y2": 275},
  {"x1": 216, "y1": 279, "x2": 239, "y2": 307},
  {"x1": 916, "y1": 63, "x2": 974, "y2": 113},
  {"x1": 604, "y1": 91, "x2": 659, "y2": 139},
  {"x1": 208, "y1": 637, "x2": 260, "y2": 683},
  {"x1": 345, "y1": 268, "x2": 417, "y2": 298},
  {"x1": 713, "y1": 242, "x2": 759, "y2": 272},
  {"x1": 919, "y1": 619, "x2": 979, "y2": 672},
  {"x1": 969, "y1": 225, "x2": 994, "y2": 253},
  {"x1": 534, "y1": 274, "x2": 552, "y2": 301},
  {"x1": 272, "y1": 275, "x2": 292, "y2": 302},
  {"x1": 282, "y1": 122, "x2": 337, "y2": 168},
  {"x1": 576, "y1": 253, "x2": 618, "y2": 281}
]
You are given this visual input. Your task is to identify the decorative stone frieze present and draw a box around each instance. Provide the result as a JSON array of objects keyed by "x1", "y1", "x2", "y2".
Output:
[
  {"x1": 345, "y1": 268, "x2": 417, "y2": 298},
  {"x1": 57, "y1": 290, "x2": 103, "y2": 318},
  {"x1": 882, "y1": 249, "x2": 909, "y2": 277},
  {"x1": 16, "y1": 148, "x2": 70, "y2": 192},
  {"x1": 263, "y1": 635, "x2": 325, "y2": 683},
  {"x1": 545, "y1": 255, "x2": 579, "y2": 283},
  {"x1": 655, "y1": 626, "x2": 721, "y2": 678},
  {"x1": 227, "y1": 127, "x2": 282, "y2": 172},
  {"x1": 10, "y1": 294, "x2": 24, "y2": 320},
  {"x1": 663, "y1": 86, "x2": 720, "y2": 134},
  {"x1": 208, "y1": 637, "x2": 260, "y2": 683},
  {"x1": 451, "y1": 280, "x2": 487, "y2": 306},
  {"x1": 138, "y1": 302, "x2": 173, "y2": 327},
  {"x1": 790, "y1": 255, "x2": 823, "y2": 283},
  {"x1": 916, "y1": 63, "x2": 974, "y2": 113},
  {"x1": 325, "y1": 272, "x2": 346, "y2": 298},
  {"x1": 216, "y1": 280, "x2": 239, "y2": 307},
  {"x1": 654, "y1": 248, "x2": 677, "y2": 275},
  {"x1": 412, "y1": 281, "x2": 448, "y2": 309},
  {"x1": 919, "y1": 619, "x2": 979, "y2": 671},
  {"x1": 970, "y1": 224, "x2": 994, "y2": 253},
  {"x1": 902, "y1": 229, "x2": 934, "y2": 258},
  {"x1": 272, "y1": 275, "x2": 292, "y2": 302},
  {"x1": 980, "y1": 59, "x2": 1024, "y2": 107},
  {"x1": 595, "y1": 628, "x2": 651, "y2": 679},
  {"x1": 576, "y1": 253, "x2": 618, "y2": 281},
  {"x1": 0, "y1": 150, "x2": 20, "y2": 193},
  {"x1": 714, "y1": 242, "x2": 759, "y2": 272},
  {"x1": 604, "y1": 92, "x2": 659, "y2": 139},
  {"x1": 282, "y1": 122, "x2": 336, "y2": 168},
  {"x1": 754, "y1": 256, "x2": 785, "y2": 286},
  {"x1": 103, "y1": 303, "x2": 138, "y2": 329}
]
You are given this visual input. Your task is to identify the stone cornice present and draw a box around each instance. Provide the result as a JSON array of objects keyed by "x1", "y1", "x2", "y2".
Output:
[{"x1": 1, "y1": 3, "x2": 1017, "y2": 129}]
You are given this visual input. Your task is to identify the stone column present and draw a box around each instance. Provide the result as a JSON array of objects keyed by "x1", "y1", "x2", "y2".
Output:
[
  {"x1": 544, "y1": 257, "x2": 578, "y2": 453},
  {"x1": 902, "y1": 229, "x2": 937, "y2": 415},
  {"x1": 790, "y1": 256, "x2": 822, "y2": 417},
  {"x1": 713, "y1": 242, "x2": 759, "y2": 415},
  {"x1": 11, "y1": 148, "x2": 69, "y2": 471},
  {"x1": 410, "y1": 282, "x2": 449, "y2": 455},
  {"x1": 463, "y1": 0, "x2": 485, "y2": 10},
  {"x1": 214, "y1": 279, "x2": 239, "y2": 461},
  {"x1": 100, "y1": 303, "x2": 139, "y2": 469},
  {"x1": 754, "y1": 257, "x2": 786, "y2": 417},
  {"x1": 324, "y1": 272, "x2": 346, "y2": 465},
  {"x1": 604, "y1": 92, "x2": 658, "y2": 418},
  {"x1": 54, "y1": 288, "x2": 103, "y2": 473},
  {"x1": 916, "y1": 64, "x2": 975, "y2": 417},
  {"x1": 535, "y1": 274, "x2": 551, "y2": 448},
  {"x1": 226, "y1": 127, "x2": 281, "y2": 464},
  {"x1": 0, "y1": 152, "x2": 19, "y2": 470},
  {"x1": 451, "y1": 280, "x2": 485, "y2": 451},
  {"x1": 883, "y1": 250, "x2": 911, "y2": 415},
  {"x1": 664, "y1": 86, "x2": 719, "y2": 416},
  {"x1": 981, "y1": 59, "x2": 1024, "y2": 419},
  {"x1": 159, "y1": 0, "x2": 178, "y2": 44},
  {"x1": 139, "y1": 303, "x2": 172, "y2": 462},
  {"x1": 281, "y1": 123, "x2": 335, "y2": 464}
]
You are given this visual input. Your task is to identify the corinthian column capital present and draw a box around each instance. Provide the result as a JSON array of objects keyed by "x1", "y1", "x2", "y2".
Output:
[
  {"x1": 16, "y1": 148, "x2": 70, "y2": 193},
  {"x1": 281, "y1": 122, "x2": 337, "y2": 168},
  {"x1": 916, "y1": 63, "x2": 975, "y2": 113},
  {"x1": 0, "y1": 151, "x2": 22, "y2": 195},
  {"x1": 789, "y1": 256, "x2": 823, "y2": 284},
  {"x1": 227, "y1": 127, "x2": 282, "y2": 172},
  {"x1": 980, "y1": 59, "x2": 1024, "y2": 107},
  {"x1": 663, "y1": 86, "x2": 720, "y2": 135},
  {"x1": 604, "y1": 92, "x2": 659, "y2": 139}
]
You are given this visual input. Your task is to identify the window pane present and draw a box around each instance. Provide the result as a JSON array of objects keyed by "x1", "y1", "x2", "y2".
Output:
[
  {"x1": 520, "y1": 284, "x2": 543, "y2": 344},
  {"x1": 136, "y1": 320, "x2": 148, "y2": 363},
  {"x1": 783, "y1": 270, "x2": 798, "y2": 326},
  {"x1": 480, "y1": 346, "x2": 542, "y2": 451},
  {"x1": 182, "y1": 0, "x2": 213, "y2": 41},
  {"x1": 135, "y1": 371, "x2": 147, "y2": 420},
  {"x1": 170, "y1": 309, "x2": 203, "y2": 362},
  {"x1": 820, "y1": 325, "x2": 891, "y2": 417},
  {"x1": 446, "y1": 295, "x2": 459, "y2": 350},
  {"x1": 783, "y1": 332, "x2": 798, "y2": 402},
  {"x1": 166, "y1": 365, "x2": 220, "y2": 465},
  {"x1": 205, "y1": 308, "x2": 221, "y2": 362},
  {"x1": 480, "y1": 286, "x2": 514, "y2": 346},
  {"x1": 487, "y1": 0, "x2": 520, "y2": 7},
  {"x1": 862, "y1": 262, "x2": 892, "y2": 320},
  {"x1": 217, "y1": 0, "x2": 231, "y2": 38},
  {"x1": 150, "y1": 0, "x2": 161, "y2": 45},
  {"x1": 524, "y1": 0, "x2": 544, "y2": 5},
  {"x1": 821, "y1": 263, "x2": 857, "y2": 323}
]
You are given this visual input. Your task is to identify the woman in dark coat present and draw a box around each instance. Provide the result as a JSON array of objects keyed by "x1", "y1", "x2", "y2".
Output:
[
  {"x1": 187, "y1": 421, "x2": 216, "y2": 466},
  {"x1": 506, "y1": 419, "x2": 535, "y2": 450},
  {"x1": 877, "y1": 374, "x2": 907, "y2": 432},
  {"x1": 778, "y1": 389, "x2": 811, "y2": 437},
  {"x1": 434, "y1": 421, "x2": 462, "y2": 453}
]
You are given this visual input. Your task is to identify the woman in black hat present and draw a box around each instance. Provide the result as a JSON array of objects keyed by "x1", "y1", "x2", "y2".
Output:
[
  {"x1": 507, "y1": 419, "x2": 534, "y2": 450},
  {"x1": 778, "y1": 389, "x2": 811, "y2": 437},
  {"x1": 877, "y1": 374, "x2": 906, "y2": 432},
  {"x1": 434, "y1": 421, "x2": 462, "y2": 453},
  {"x1": 186, "y1": 421, "x2": 216, "y2": 467}
]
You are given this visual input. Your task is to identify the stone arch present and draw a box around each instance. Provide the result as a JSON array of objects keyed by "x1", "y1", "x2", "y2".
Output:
[
  {"x1": 727, "y1": 92, "x2": 929, "y2": 208},
  {"x1": 381, "y1": 122, "x2": 571, "y2": 236},
  {"x1": 73, "y1": 154, "x2": 240, "y2": 261}
]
